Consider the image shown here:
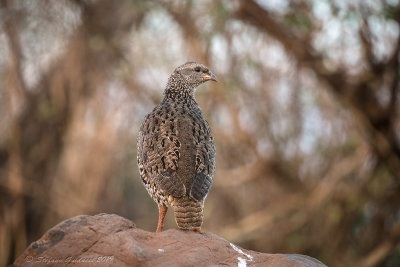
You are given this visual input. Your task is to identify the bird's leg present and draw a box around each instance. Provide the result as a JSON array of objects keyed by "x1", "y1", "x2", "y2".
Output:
[
  {"x1": 156, "y1": 205, "x2": 167, "y2": 232},
  {"x1": 193, "y1": 227, "x2": 201, "y2": 233}
]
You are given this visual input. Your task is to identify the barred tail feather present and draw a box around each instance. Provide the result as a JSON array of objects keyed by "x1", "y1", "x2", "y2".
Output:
[{"x1": 173, "y1": 197, "x2": 204, "y2": 230}]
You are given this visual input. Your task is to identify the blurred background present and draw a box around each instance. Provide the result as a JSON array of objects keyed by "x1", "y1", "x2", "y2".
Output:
[{"x1": 1, "y1": 0, "x2": 399, "y2": 266}]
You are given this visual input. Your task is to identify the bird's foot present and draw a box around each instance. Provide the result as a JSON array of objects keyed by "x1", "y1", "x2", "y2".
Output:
[{"x1": 193, "y1": 227, "x2": 201, "y2": 233}]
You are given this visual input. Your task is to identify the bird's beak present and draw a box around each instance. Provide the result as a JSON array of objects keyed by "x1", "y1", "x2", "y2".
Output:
[{"x1": 204, "y1": 71, "x2": 218, "y2": 82}]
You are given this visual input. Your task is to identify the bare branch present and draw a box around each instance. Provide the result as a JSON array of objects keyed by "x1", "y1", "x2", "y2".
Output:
[
  {"x1": 237, "y1": 0, "x2": 400, "y2": 178},
  {"x1": 360, "y1": 220, "x2": 400, "y2": 267}
]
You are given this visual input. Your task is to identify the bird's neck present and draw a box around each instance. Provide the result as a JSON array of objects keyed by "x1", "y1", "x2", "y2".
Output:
[{"x1": 164, "y1": 84, "x2": 196, "y2": 102}]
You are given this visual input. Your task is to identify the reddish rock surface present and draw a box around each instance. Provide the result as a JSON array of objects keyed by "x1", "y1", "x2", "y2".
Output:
[{"x1": 14, "y1": 214, "x2": 327, "y2": 267}]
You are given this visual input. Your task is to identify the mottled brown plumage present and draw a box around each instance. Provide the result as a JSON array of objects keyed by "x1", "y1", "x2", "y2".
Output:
[{"x1": 137, "y1": 62, "x2": 217, "y2": 232}]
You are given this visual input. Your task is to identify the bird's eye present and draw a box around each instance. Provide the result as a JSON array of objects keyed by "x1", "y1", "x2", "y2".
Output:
[{"x1": 194, "y1": 67, "x2": 201, "y2": 72}]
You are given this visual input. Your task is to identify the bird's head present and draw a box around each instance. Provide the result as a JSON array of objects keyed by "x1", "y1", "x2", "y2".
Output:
[{"x1": 165, "y1": 62, "x2": 217, "y2": 98}]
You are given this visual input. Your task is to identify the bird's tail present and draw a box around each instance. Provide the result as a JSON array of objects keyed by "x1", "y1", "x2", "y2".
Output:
[{"x1": 173, "y1": 196, "x2": 203, "y2": 231}]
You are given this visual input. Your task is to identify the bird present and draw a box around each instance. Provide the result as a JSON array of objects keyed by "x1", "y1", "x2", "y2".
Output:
[{"x1": 137, "y1": 62, "x2": 217, "y2": 233}]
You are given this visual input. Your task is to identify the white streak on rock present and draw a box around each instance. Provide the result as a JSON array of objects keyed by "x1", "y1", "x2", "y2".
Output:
[
  {"x1": 230, "y1": 243, "x2": 253, "y2": 260},
  {"x1": 238, "y1": 257, "x2": 247, "y2": 267}
]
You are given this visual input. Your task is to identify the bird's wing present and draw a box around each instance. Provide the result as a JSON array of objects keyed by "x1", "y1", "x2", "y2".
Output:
[
  {"x1": 137, "y1": 112, "x2": 186, "y2": 198},
  {"x1": 190, "y1": 131, "x2": 216, "y2": 202}
]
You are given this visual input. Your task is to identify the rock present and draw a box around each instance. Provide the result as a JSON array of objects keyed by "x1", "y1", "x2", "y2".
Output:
[{"x1": 13, "y1": 214, "x2": 327, "y2": 267}]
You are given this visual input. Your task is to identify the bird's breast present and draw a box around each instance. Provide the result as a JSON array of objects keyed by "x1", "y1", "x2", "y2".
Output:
[{"x1": 176, "y1": 115, "x2": 197, "y2": 191}]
